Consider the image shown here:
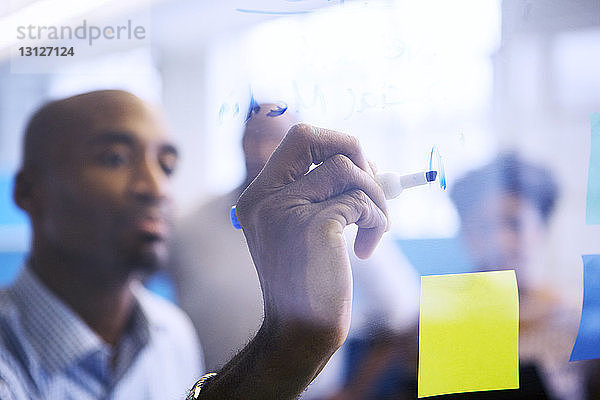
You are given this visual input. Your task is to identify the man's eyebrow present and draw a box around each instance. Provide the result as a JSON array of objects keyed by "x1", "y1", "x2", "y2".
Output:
[
  {"x1": 87, "y1": 131, "x2": 179, "y2": 156},
  {"x1": 87, "y1": 131, "x2": 136, "y2": 146}
]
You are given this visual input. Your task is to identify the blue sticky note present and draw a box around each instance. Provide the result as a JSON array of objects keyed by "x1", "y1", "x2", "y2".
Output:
[
  {"x1": 586, "y1": 114, "x2": 600, "y2": 224},
  {"x1": 570, "y1": 254, "x2": 600, "y2": 361}
]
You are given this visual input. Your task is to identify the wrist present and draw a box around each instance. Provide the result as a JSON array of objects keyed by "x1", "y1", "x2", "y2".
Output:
[
  {"x1": 261, "y1": 313, "x2": 344, "y2": 363},
  {"x1": 196, "y1": 318, "x2": 337, "y2": 400}
]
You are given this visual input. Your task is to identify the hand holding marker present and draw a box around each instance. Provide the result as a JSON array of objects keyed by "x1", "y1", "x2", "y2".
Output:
[{"x1": 230, "y1": 150, "x2": 444, "y2": 229}]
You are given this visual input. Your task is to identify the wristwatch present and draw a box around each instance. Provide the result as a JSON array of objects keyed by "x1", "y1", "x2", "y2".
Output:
[{"x1": 187, "y1": 373, "x2": 217, "y2": 400}]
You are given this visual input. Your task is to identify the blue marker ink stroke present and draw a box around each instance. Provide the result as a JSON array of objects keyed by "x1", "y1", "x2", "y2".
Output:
[
  {"x1": 236, "y1": 9, "x2": 314, "y2": 15},
  {"x1": 236, "y1": 0, "x2": 344, "y2": 15},
  {"x1": 586, "y1": 114, "x2": 600, "y2": 224},
  {"x1": 428, "y1": 146, "x2": 446, "y2": 191},
  {"x1": 570, "y1": 254, "x2": 600, "y2": 361},
  {"x1": 245, "y1": 93, "x2": 261, "y2": 123},
  {"x1": 266, "y1": 103, "x2": 288, "y2": 117}
]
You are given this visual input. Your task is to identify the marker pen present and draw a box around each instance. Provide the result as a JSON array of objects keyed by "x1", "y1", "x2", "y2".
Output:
[
  {"x1": 230, "y1": 169, "x2": 438, "y2": 229},
  {"x1": 376, "y1": 170, "x2": 437, "y2": 200}
]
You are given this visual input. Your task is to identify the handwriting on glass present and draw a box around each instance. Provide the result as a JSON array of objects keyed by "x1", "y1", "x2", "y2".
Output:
[{"x1": 236, "y1": 0, "x2": 344, "y2": 15}]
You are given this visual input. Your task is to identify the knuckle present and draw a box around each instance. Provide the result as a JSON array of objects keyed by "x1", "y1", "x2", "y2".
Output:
[
  {"x1": 346, "y1": 134, "x2": 361, "y2": 152},
  {"x1": 287, "y1": 123, "x2": 313, "y2": 142},
  {"x1": 349, "y1": 189, "x2": 370, "y2": 208},
  {"x1": 309, "y1": 210, "x2": 344, "y2": 236},
  {"x1": 330, "y1": 154, "x2": 354, "y2": 174},
  {"x1": 334, "y1": 195, "x2": 354, "y2": 214},
  {"x1": 288, "y1": 203, "x2": 310, "y2": 224}
]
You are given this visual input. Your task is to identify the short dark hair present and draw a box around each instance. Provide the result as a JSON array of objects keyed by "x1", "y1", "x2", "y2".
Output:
[{"x1": 450, "y1": 152, "x2": 559, "y2": 223}]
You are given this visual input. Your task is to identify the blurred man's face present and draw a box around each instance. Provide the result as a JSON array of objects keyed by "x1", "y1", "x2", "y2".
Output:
[
  {"x1": 35, "y1": 94, "x2": 177, "y2": 280},
  {"x1": 463, "y1": 192, "x2": 546, "y2": 283},
  {"x1": 243, "y1": 104, "x2": 297, "y2": 181}
]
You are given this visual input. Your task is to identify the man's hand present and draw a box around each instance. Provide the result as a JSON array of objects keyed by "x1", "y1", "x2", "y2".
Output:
[
  {"x1": 236, "y1": 123, "x2": 389, "y2": 344},
  {"x1": 199, "y1": 124, "x2": 389, "y2": 400}
]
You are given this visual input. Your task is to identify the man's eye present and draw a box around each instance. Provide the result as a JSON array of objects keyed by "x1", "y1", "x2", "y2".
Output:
[
  {"x1": 160, "y1": 153, "x2": 177, "y2": 176},
  {"x1": 161, "y1": 164, "x2": 174, "y2": 176},
  {"x1": 160, "y1": 160, "x2": 176, "y2": 176},
  {"x1": 99, "y1": 151, "x2": 129, "y2": 167}
]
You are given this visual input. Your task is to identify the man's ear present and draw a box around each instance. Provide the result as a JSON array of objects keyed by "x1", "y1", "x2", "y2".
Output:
[{"x1": 13, "y1": 169, "x2": 39, "y2": 216}]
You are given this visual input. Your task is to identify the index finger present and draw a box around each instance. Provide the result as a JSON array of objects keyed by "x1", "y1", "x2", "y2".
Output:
[{"x1": 259, "y1": 123, "x2": 372, "y2": 187}]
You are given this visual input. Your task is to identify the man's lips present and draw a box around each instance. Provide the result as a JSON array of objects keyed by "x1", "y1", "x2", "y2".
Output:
[{"x1": 133, "y1": 216, "x2": 169, "y2": 240}]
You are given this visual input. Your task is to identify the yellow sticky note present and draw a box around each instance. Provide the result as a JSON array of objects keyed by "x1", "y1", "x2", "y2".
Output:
[{"x1": 418, "y1": 270, "x2": 519, "y2": 398}]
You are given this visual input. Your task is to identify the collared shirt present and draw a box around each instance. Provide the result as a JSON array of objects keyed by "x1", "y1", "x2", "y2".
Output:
[{"x1": 0, "y1": 267, "x2": 203, "y2": 400}]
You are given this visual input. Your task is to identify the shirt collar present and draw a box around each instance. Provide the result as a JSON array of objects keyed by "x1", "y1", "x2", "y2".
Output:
[{"x1": 10, "y1": 267, "x2": 154, "y2": 376}]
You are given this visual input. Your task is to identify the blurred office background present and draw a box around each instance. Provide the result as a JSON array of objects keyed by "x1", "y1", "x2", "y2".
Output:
[
  {"x1": 0, "y1": 2, "x2": 599, "y2": 392},
  {"x1": 1, "y1": 0, "x2": 599, "y2": 295}
]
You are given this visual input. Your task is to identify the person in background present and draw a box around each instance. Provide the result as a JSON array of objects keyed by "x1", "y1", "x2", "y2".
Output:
[
  {"x1": 1, "y1": 90, "x2": 202, "y2": 399},
  {"x1": 326, "y1": 153, "x2": 585, "y2": 400},
  {"x1": 171, "y1": 100, "x2": 420, "y2": 398},
  {"x1": 170, "y1": 101, "x2": 297, "y2": 371},
  {"x1": 451, "y1": 153, "x2": 558, "y2": 291},
  {"x1": 450, "y1": 153, "x2": 586, "y2": 400}
]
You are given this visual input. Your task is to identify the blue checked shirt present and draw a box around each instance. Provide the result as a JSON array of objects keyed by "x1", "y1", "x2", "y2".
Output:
[{"x1": 0, "y1": 267, "x2": 203, "y2": 399}]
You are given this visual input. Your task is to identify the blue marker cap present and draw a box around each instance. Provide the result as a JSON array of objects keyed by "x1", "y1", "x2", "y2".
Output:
[
  {"x1": 230, "y1": 205, "x2": 242, "y2": 229},
  {"x1": 428, "y1": 146, "x2": 447, "y2": 191},
  {"x1": 425, "y1": 170, "x2": 437, "y2": 182}
]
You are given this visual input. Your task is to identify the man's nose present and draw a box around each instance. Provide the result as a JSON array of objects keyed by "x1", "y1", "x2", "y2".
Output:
[{"x1": 130, "y1": 157, "x2": 170, "y2": 203}]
